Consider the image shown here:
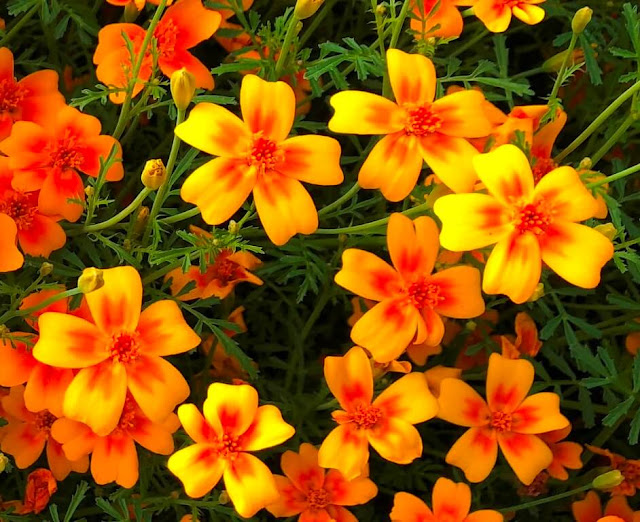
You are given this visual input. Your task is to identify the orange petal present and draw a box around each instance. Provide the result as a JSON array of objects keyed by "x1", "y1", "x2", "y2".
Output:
[
  {"x1": 446, "y1": 427, "x2": 498, "y2": 482},
  {"x1": 437, "y1": 378, "x2": 491, "y2": 426},
  {"x1": 390, "y1": 491, "x2": 433, "y2": 521},
  {"x1": 497, "y1": 431, "x2": 553, "y2": 485},
  {"x1": 387, "y1": 49, "x2": 436, "y2": 105},
  {"x1": 167, "y1": 443, "x2": 225, "y2": 497},
  {"x1": 547, "y1": 441, "x2": 583, "y2": 480},
  {"x1": 159, "y1": 0, "x2": 222, "y2": 48},
  {"x1": 465, "y1": 510, "x2": 504, "y2": 522},
  {"x1": 267, "y1": 475, "x2": 307, "y2": 517},
  {"x1": 429, "y1": 266, "x2": 485, "y2": 319},
  {"x1": 0, "y1": 214, "x2": 24, "y2": 272},
  {"x1": 177, "y1": 403, "x2": 218, "y2": 444},
  {"x1": 17, "y1": 214, "x2": 66, "y2": 258},
  {"x1": 486, "y1": 353, "x2": 533, "y2": 415},
  {"x1": 324, "y1": 469, "x2": 377, "y2": 506},
  {"x1": 373, "y1": 372, "x2": 438, "y2": 424},
  {"x1": 1, "y1": 423, "x2": 46, "y2": 468},
  {"x1": 604, "y1": 495, "x2": 636, "y2": 520},
  {"x1": 328, "y1": 91, "x2": 404, "y2": 135},
  {"x1": 24, "y1": 365, "x2": 74, "y2": 418},
  {"x1": 411, "y1": 1, "x2": 464, "y2": 39},
  {"x1": 38, "y1": 168, "x2": 85, "y2": 223},
  {"x1": 512, "y1": 4, "x2": 545, "y2": 25},
  {"x1": 419, "y1": 134, "x2": 480, "y2": 193},
  {"x1": 532, "y1": 110, "x2": 567, "y2": 158},
  {"x1": 91, "y1": 433, "x2": 139, "y2": 488},
  {"x1": 160, "y1": 50, "x2": 214, "y2": 90},
  {"x1": 224, "y1": 452, "x2": 279, "y2": 518},
  {"x1": 533, "y1": 166, "x2": 597, "y2": 222},
  {"x1": 318, "y1": 424, "x2": 369, "y2": 481},
  {"x1": 474, "y1": 0, "x2": 512, "y2": 32},
  {"x1": 278, "y1": 135, "x2": 344, "y2": 185},
  {"x1": 367, "y1": 417, "x2": 423, "y2": 464},
  {"x1": 335, "y1": 249, "x2": 402, "y2": 301},
  {"x1": 388, "y1": 214, "x2": 439, "y2": 281},
  {"x1": 280, "y1": 443, "x2": 324, "y2": 493},
  {"x1": 432, "y1": 90, "x2": 493, "y2": 138},
  {"x1": 47, "y1": 439, "x2": 75, "y2": 481},
  {"x1": 129, "y1": 413, "x2": 176, "y2": 455},
  {"x1": 80, "y1": 135, "x2": 124, "y2": 181},
  {"x1": 432, "y1": 477, "x2": 471, "y2": 520},
  {"x1": 241, "y1": 405, "x2": 295, "y2": 451},
  {"x1": 0, "y1": 337, "x2": 36, "y2": 386},
  {"x1": 203, "y1": 382, "x2": 257, "y2": 437},
  {"x1": 512, "y1": 393, "x2": 569, "y2": 434},
  {"x1": 572, "y1": 491, "x2": 602, "y2": 522},
  {"x1": 324, "y1": 346, "x2": 373, "y2": 411},
  {"x1": 137, "y1": 301, "x2": 200, "y2": 356},
  {"x1": 241, "y1": 75, "x2": 295, "y2": 142}
]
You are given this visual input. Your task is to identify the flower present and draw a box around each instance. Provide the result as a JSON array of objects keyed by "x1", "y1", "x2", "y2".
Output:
[
  {"x1": 434, "y1": 144, "x2": 614, "y2": 303},
  {"x1": 32, "y1": 266, "x2": 201, "y2": 436},
  {"x1": 390, "y1": 477, "x2": 503, "y2": 521},
  {"x1": 94, "y1": 0, "x2": 221, "y2": 104},
  {"x1": 267, "y1": 442, "x2": 377, "y2": 520},
  {"x1": 318, "y1": 346, "x2": 438, "y2": 479},
  {"x1": 586, "y1": 446, "x2": 640, "y2": 496},
  {"x1": 175, "y1": 74, "x2": 344, "y2": 245},
  {"x1": 539, "y1": 425, "x2": 583, "y2": 480},
  {"x1": 474, "y1": 0, "x2": 545, "y2": 33},
  {"x1": 106, "y1": 0, "x2": 174, "y2": 9},
  {"x1": 21, "y1": 468, "x2": 57, "y2": 515},
  {"x1": 167, "y1": 382, "x2": 295, "y2": 518},
  {"x1": 0, "y1": 47, "x2": 65, "y2": 142},
  {"x1": 0, "y1": 105, "x2": 124, "y2": 222},
  {"x1": 328, "y1": 49, "x2": 492, "y2": 200},
  {"x1": 0, "y1": 385, "x2": 89, "y2": 480},
  {"x1": 424, "y1": 365, "x2": 462, "y2": 397},
  {"x1": 51, "y1": 395, "x2": 179, "y2": 488},
  {"x1": 437, "y1": 353, "x2": 569, "y2": 484},
  {"x1": 572, "y1": 491, "x2": 640, "y2": 522},
  {"x1": 411, "y1": 0, "x2": 475, "y2": 40},
  {"x1": 335, "y1": 213, "x2": 485, "y2": 362},
  {"x1": 500, "y1": 312, "x2": 542, "y2": 359}
]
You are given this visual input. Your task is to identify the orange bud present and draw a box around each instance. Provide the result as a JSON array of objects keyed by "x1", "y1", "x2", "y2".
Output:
[
  {"x1": 294, "y1": 0, "x2": 325, "y2": 20},
  {"x1": 22, "y1": 469, "x2": 57, "y2": 515}
]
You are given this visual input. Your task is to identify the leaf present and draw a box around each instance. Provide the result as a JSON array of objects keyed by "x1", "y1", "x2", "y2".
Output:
[
  {"x1": 540, "y1": 314, "x2": 563, "y2": 340},
  {"x1": 633, "y1": 355, "x2": 640, "y2": 392},
  {"x1": 210, "y1": 324, "x2": 257, "y2": 379},
  {"x1": 63, "y1": 481, "x2": 89, "y2": 522},
  {"x1": 602, "y1": 396, "x2": 634, "y2": 427},
  {"x1": 578, "y1": 387, "x2": 595, "y2": 428},
  {"x1": 629, "y1": 407, "x2": 640, "y2": 445}
]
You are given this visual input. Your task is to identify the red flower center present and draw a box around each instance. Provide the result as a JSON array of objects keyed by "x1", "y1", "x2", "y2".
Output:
[
  {"x1": 349, "y1": 404, "x2": 383, "y2": 430},
  {"x1": 531, "y1": 155, "x2": 558, "y2": 184},
  {"x1": 490, "y1": 410, "x2": 512, "y2": 432},
  {"x1": 211, "y1": 250, "x2": 244, "y2": 285},
  {"x1": 115, "y1": 396, "x2": 138, "y2": 433},
  {"x1": 307, "y1": 487, "x2": 330, "y2": 510},
  {"x1": 34, "y1": 411, "x2": 57, "y2": 434},
  {"x1": 248, "y1": 135, "x2": 282, "y2": 173},
  {"x1": 47, "y1": 130, "x2": 84, "y2": 170},
  {"x1": 109, "y1": 332, "x2": 141, "y2": 364},
  {"x1": 404, "y1": 105, "x2": 442, "y2": 136},
  {"x1": 0, "y1": 78, "x2": 26, "y2": 116},
  {"x1": 407, "y1": 279, "x2": 444, "y2": 309},
  {"x1": 154, "y1": 20, "x2": 178, "y2": 58},
  {"x1": 0, "y1": 191, "x2": 38, "y2": 230},
  {"x1": 513, "y1": 201, "x2": 551, "y2": 235},
  {"x1": 215, "y1": 432, "x2": 241, "y2": 459}
]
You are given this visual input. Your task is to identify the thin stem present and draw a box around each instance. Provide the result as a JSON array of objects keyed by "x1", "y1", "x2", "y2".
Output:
[
  {"x1": 0, "y1": 4, "x2": 39, "y2": 47},
  {"x1": 449, "y1": 28, "x2": 489, "y2": 59},
  {"x1": 586, "y1": 162, "x2": 640, "y2": 189},
  {"x1": 159, "y1": 206, "x2": 201, "y2": 225},
  {"x1": 371, "y1": 0, "x2": 390, "y2": 97},
  {"x1": 547, "y1": 32, "x2": 578, "y2": 107},
  {"x1": 589, "y1": 115, "x2": 635, "y2": 167},
  {"x1": 498, "y1": 483, "x2": 592, "y2": 513},
  {"x1": 318, "y1": 182, "x2": 361, "y2": 217},
  {"x1": 0, "y1": 288, "x2": 81, "y2": 325},
  {"x1": 617, "y1": 236, "x2": 640, "y2": 250},
  {"x1": 274, "y1": 13, "x2": 300, "y2": 80},
  {"x1": 299, "y1": 0, "x2": 337, "y2": 46},
  {"x1": 388, "y1": 0, "x2": 411, "y2": 49}
]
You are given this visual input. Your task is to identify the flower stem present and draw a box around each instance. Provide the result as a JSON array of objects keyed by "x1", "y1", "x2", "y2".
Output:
[
  {"x1": 159, "y1": 206, "x2": 201, "y2": 225},
  {"x1": 274, "y1": 12, "x2": 300, "y2": 80},
  {"x1": 318, "y1": 182, "x2": 361, "y2": 217},
  {"x1": 547, "y1": 32, "x2": 578, "y2": 108},
  {"x1": 586, "y1": 162, "x2": 640, "y2": 189},
  {"x1": 388, "y1": 0, "x2": 411, "y2": 49},
  {"x1": 498, "y1": 483, "x2": 592, "y2": 513},
  {"x1": 0, "y1": 4, "x2": 39, "y2": 47},
  {"x1": 0, "y1": 288, "x2": 82, "y2": 325},
  {"x1": 589, "y1": 114, "x2": 636, "y2": 167}
]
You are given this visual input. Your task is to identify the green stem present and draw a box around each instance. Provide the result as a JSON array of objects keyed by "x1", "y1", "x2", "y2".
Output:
[
  {"x1": 159, "y1": 206, "x2": 200, "y2": 225},
  {"x1": 372, "y1": 0, "x2": 390, "y2": 98},
  {"x1": 0, "y1": 288, "x2": 81, "y2": 325},
  {"x1": 0, "y1": 4, "x2": 39, "y2": 47},
  {"x1": 236, "y1": 202, "x2": 255, "y2": 229},
  {"x1": 586, "y1": 162, "x2": 640, "y2": 189},
  {"x1": 617, "y1": 236, "x2": 640, "y2": 250},
  {"x1": 299, "y1": 0, "x2": 337, "y2": 46},
  {"x1": 318, "y1": 182, "x2": 360, "y2": 217},
  {"x1": 547, "y1": 32, "x2": 578, "y2": 107},
  {"x1": 512, "y1": 66, "x2": 545, "y2": 80},
  {"x1": 499, "y1": 483, "x2": 592, "y2": 513},
  {"x1": 388, "y1": 0, "x2": 411, "y2": 49},
  {"x1": 589, "y1": 115, "x2": 636, "y2": 167},
  {"x1": 555, "y1": 80, "x2": 640, "y2": 162},
  {"x1": 449, "y1": 28, "x2": 489, "y2": 59},
  {"x1": 274, "y1": 12, "x2": 300, "y2": 80}
]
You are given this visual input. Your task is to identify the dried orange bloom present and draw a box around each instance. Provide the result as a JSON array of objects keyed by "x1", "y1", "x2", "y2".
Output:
[
  {"x1": 0, "y1": 386, "x2": 89, "y2": 480},
  {"x1": 500, "y1": 312, "x2": 542, "y2": 359},
  {"x1": 335, "y1": 213, "x2": 485, "y2": 362},
  {"x1": 539, "y1": 425, "x2": 583, "y2": 480},
  {"x1": 176, "y1": 74, "x2": 344, "y2": 245},
  {"x1": 168, "y1": 382, "x2": 295, "y2": 518},
  {"x1": 474, "y1": 0, "x2": 545, "y2": 33},
  {"x1": 0, "y1": 105, "x2": 124, "y2": 222},
  {"x1": 318, "y1": 346, "x2": 438, "y2": 479},
  {"x1": 572, "y1": 491, "x2": 640, "y2": 522},
  {"x1": 94, "y1": 0, "x2": 221, "y2": 104},
  {"x1": 51, "y1": 395, "x2": 179, "y2": 488},
  {"x1": 391, "y1": 477, "x2": 503, "y2": 521},
  {"x1": 438, "y1": 353, "x2": 569, "y2": 484},
  {"x1": 21, "y1": 469, "x2": 57, "y2": 515},
  {"x1": 33, "y1": 266, "x2": 200, "y2": 436},
  {"x1": 586, "y1": 446, "x2": 640, "y2": 496},
  {"x1": 329, "y1": 49, "x2": 492, "y2": 200},
  {"x1": 434, "y1": 144, "x2": 614, "y2": 304},
  {"x1": 0, "y1": 47, "x2": 65, "y2": 142},
  {"x1": 411, "y1": 0, "x2": 475, "y2": 40},
  {"x1": 267, "y1": 442, "x2": 378, "y2": 520}
]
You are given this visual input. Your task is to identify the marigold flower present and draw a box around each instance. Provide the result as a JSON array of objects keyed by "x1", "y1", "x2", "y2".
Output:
[
  {"x1": 51, "y1": 395, "x2": 178, "y2": 488},
  {"x1": 267, "y1": 442, "x2": 377, "y2": 520},
  {"x1": 175, "y1": 74, "x2": 344, "y2": 245},
  {"x1": 328, "y1": 49, "x2": 492, "y2": 200},
  {"x1": 411, "y1": 0, "x2": 475, "y2": 40},
  {"x1": 390, "y1": 477, "x2": 503, "y2": 521},
  {"x1": 167, "y1": 382, "x2": 295, "y2": 518},
  {"x1": 438, "y1": 353, "x2": 569, "y2": 484},
  {"x1": 318, "y1": 346, "x2": 438, "y2": 479},
  {"x1": 539, "y1": 425, "x2": 583, "y2": 480},
  {"x1": 32, "y1": 266, "x2": 200, "y2": 436},
  {"x1": 424, "y1": 365, "x2": 462, "y2": 397},
  {"x1": 0, "y1": 386, "x2": 89, "y2": 480},
  {"x1": 572, "y1": 491, "x2": 640, "y2": 522},
  {"x1": 0, "y1": 47, "x2": 65, "y2": 142},
  {"x1": 94, "y1": 0, "x2": 220, "y2": 104},
  {"x1": 474, "y1": 0, "x2": 545, "y2": 33},
  {"x1": 586, "y1": 446, "x2": 640, "y2": 496},
  {"x1": 335, "y1": 213, "x2": 485, "y2": 362},
  {"x1": 500, "y1": 312, "x2": 542, "y2": 359},
  {"x1": 434, "y1": 144, "x2": 614, "y2": 304},
  {"x1": 0, "y1": 105, "x2": 124, "y2": 222},
  {"x1": 21, "y1": 468, "x2": 57, "y2": 515}
]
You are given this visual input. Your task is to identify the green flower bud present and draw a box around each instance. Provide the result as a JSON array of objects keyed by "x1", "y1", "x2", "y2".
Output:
[
  {"x1": 78, "y1": 268, "x2": 104, "y2": 294},
  {"x1": 572, "y1": 7, "x2": 592, "y2": 34}
]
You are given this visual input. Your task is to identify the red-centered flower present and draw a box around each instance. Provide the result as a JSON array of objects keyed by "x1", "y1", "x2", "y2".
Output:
[
  {"x1": 328, "y1": 49, "x2": 492, "y2": 200},
  {"x1": 32, "y1": 266, "x2": 201, "y2": 436},
  {"x1": 437, "y1": 353, "x2": 569, "y2": 484},
  {"x1": 0, "y1": 105, "x2": 124, "y2": 222},
  {"x1": 0, "y1": 47, "x2": 65, "y2": 142},
  {"x1": 335, "y1": 213, "x2": 485, "y2": 363},
  {"x1": 94, "y1": 0, "x2": 221, "y2": 104},
  {"x1": 539, "y1": 425, "x2": 583, "y2": 480},
  {"x1": 175, "y1": 74, "x2": 344, "y2": 245},
  {"x1": 474, "y1": 0, "x2": 545, "y2": 33}
]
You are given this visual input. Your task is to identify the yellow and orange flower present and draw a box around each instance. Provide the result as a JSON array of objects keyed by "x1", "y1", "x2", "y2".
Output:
[
  {"x1": 391, "y1": 477, "x2": 503, "y2": 521},
  {"x1": 572, "y1": 491, "x2": 640, "y2": 522},
  {"x1": 500, "y1": 311, "x2": 542, "y2": 359},
  {"x1": 267, "y1": 442, "x2": 378, "y2": 520},
  {"x1": 586, "y1": 446, "x2": 640, "y2": 496},
  {"x1": 94, "y1": 0, "x2": 221, "y2": 104},
  {"x1": 474, "y1": 0, "x2": 545, "y2": 33},
  {"x1": 318, "y1": 346, "x2": 438, "y2": 479},
  {"x1": 175, "y1": 74, "x2": 344, "y2": 245},
  {"x1": 32, "y1": 266, "x2": 200, "y2": 436},
  {"x1": 540, "y1": 425, "x2": 583, "y2": 480},
  {"x1": 437, "y1": 353, "x2": 569, "y2": 484},
  {"x1": 168, "y1": 382, "x2": 295, "y2": 518},
  {"x1": 411, "y1": 0, "x2": 475, "y2": 40},
  {"x1": 335, "y1": 213, "x2": 485, "y2": 362},
  {"x1": 424, "y1": 365, "x2": 462, "y2": 397},
  {"x1": 434, "y1": 144, "x2": 614, "y2": 303},
  {"x1": 329, "y1": 49, "x2": 492, "y2": 200}
]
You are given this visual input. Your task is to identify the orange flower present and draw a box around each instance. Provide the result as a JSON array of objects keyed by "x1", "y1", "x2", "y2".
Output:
[
  {"x1": 167, "y1": 382, "x2": 295, "y2": 518},
  {"x1": 424, "y1": 365, "x2": 462, "y2": 397},
  {"x1": 474, "y1": 0, "x2": 545, "y2": 33},
  {"x1": 0, "y1": 386, "x2": 88, "y2": 480},
  {"x1": 21, "y1": 469, "x2": 57, "y2": 515},
  {"x1": 572, "y1": 491, "x2": 640, "y2": 522},
  {"x1": 267, "y1": 442, "x2": 377, "y2": 520},
  {"x1": 0, "y1": 47, "x2": 65, "y2": 142},
  {"x1": 434, "y1": 144, "x2": 614, "y2": 303},
  {"x1": 411, "y1": 0, "x2": 475, "y2": 40},
  {"x1": 539, "y1": 425, "x2": 583, "y2": 480},
  {"x1": 32, "y1": 266, "x2": 200, "y2": 436},
  {"x1": 586, "y1": 446, "x2": 640, "y2": 496},
  {"x1": 175, "y1": 74, "x2": 344, "y2": 245},
  {"x1": 328, "y1": 49, "x2": 492, "y2": 200},
  {"x1": 106, "y1": 0, "x2": 174, "y2": 8},
  {"x1": 0, "y1": 105, "x2": 124, "y2": 222},
  {"x1": 94, "y1": 0, "x2": 221, "y2": 104},
  {"x1": 390, "y1": 477, "x2": 503, "y2": 521},
  {"x1": 51, "y1": 395, "x2": 179, "y2": 488},
  {"x1": 500, "y1": 312, "x2": 542, "y2": 359},
  {"x1": 318, "y1": 346, "x2": 438, "y2": 479},
  {"x1": 335, "y1": 213, "x2": 485, "y2": 362},
  {"x1": 437, "y1": 353, "x2": 569, "y2": 484}
]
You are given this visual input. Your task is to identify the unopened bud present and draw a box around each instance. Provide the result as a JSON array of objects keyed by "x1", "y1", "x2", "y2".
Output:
[
  {"x1": 123, "y1": 2, "x2": 140, "y2": 23},
  {"x1": 132, "y1": 206, "x2": 150, "y2": 238},
  {"x1": 572, "y1": 7, "x2": 592, "y2": 34},
  {"x1": 465, "y1": 320, "x2": 477, "y2": 332},
  {"x1": 141, "y1": 159, "x2": 167, "y2": 190},
  {"x1": 123, "y1": 239, "x2": 132, "y2": 251},
  {"x1": 85, "y1": 186, "x2": 94, "y2": 198},
  {"x1": 228, "y1": 220, "x2": 239, "y2": 235},
  {"x1": 78, "y1": 267, "x2": 104, "y2": 294},
  {"x1": 542, "y1": 49, "x2": 585, "y2": 72},
  {"x1": 219, "y1": 490, "x2": 230, "y2": 505},
  {"x1": 170, "y1": 68, "x2": 196, "y2": 111},
  {"x1": 592, "y1": 470, "x2": 624, "y2": 490},
  {"x1": 578, "y1": 157, "x2": 592, "y2": 170},
  {"x1": 294, "y1": 0, "x2": 325, "y2": 20},
  {"x1": 39, "y1": 262, "x2": 54, "y2": 277},
  {"x1": 527, "y1": 283, "x2": 546, "y2": 302},
  {"x1": 376, "y1": 4, "x2": 386, "y2": 15},
  {"x1": 0, "y1": 453, "x2": 8, "y2": 473},
  {"x1": 595, "y1": 223, "x2": 617, "y2": 241}
]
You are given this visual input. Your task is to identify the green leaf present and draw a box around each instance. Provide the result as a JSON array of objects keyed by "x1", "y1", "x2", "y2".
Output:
[
  {"x1": 602, "y1": 396, "x2": 634, "y2": 426},
  {"x1": 629, "y1": 407, "x2": 640, "y2": 445},
  {"x1": 63, "y1": 481, "x2": 89, "y2": 522},
  {"x1": 578, "y1": 387, "x2": 595, "y2": 428}
]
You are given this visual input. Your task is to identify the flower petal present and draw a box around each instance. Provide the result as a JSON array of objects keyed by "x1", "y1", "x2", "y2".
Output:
[
  {"x1": 335, "y1": 249, "x2": 403, "y2": 301},
  {"x1": 390, "y1": 492, "x2": 433, "y2": 521},
  {"x1": 0, "y1": 337, "x2": 36, "y2": 387},
  {"x1": 224, "y1": 452, "x2": 279, "y2": 518},
  {"x1": 241, "y1": 405, "x2": 295, "y2": 451},
  {"x1": 367, "y1": 417, "x2": 423, "y2": 464},
  {"x1": 91, "y1": 434, "x2": 138, "y2": 488},
  {"x1": 432, "y1": 90, "x2": 493, "y2": 138},
  {"x1": 465, "y1": 510, "x2": 504, "y2": 522},
  {"x1": 512, "y1": 393, "x2": 569, "y2": 434},
  {"x1": 17, "y1": 214, "x2": 66, "y2": 258},
  {"x1": 24, "y1": 365, "x2": 74, "y2": 418},
  {"x1": 137, "y1": 301, "x2": 200, "y2": 356},
  {"x1": 203, "y1": 382, "x2": 258, "y2": 437},
  {"x1": 373, "y1": 372, "x2": 438, "y2": 424},
  {"x1": 278, "y1": 135, "x2": 344, "y2": 185},
  {"x1": 429, "y1": 266, "x2": 485, "y2": 319},
  {"x1": 0, "y1": 214, "x2": 24, "y2": 272},
  {"x1": 571, "y1": 491, "x2": 602, "y2": 522},
  {"x1": 512, "y1": 4, "x2": 545, "y2": 25},
  {"x1": 280, "y1": 443, "x2": 324, "y2": 493},
  {"x1": 388, "y1": 214, "x2": 439, "y2": 280},
  {"x1": 432, "y1": 477, "x2": 471, "y2": 520},
  {"x1": 324, "y1": 346, "x2": 373, "y2": 411},
  {"x1": 318, "y1": 424, "x2": 369, "y2": 481},
  {"x1": 329, "y1": 91, "x2": 404, "y2": 135},
  {"x1": 486, "y1": 353, "x2": 534, "y2": 413},
  {"x1": 241, "y1": 75, "x2": 295, "y2": 142},
  {"x1": 437, "y1": 378, "x2": 491, "y2": 427},
  {"x1": 38, "y1": 168, "x2": 85, "y2": 222},
  {"x1": 160, "y1": 0, "x2": 221, "y2": 48},
  {"x1": 474, "y1": 0, "x2": 512, "y2": 32},
  {"x1": 533, "y1": 166, "x2": 597, "y2": 222},
  {"x1": 1, "y1": 423, "x2": 46, "y2": 468},
  {"x1": 498, "y1": 431, "x2": 553, "y2": 485},
  {"x1": 267, "y1": 475, "x2": 307, "y2": 517},
  {"x1": 129, "y1": 414, "x2": 177, "y2": 455},
  {"x1": 177, "y1": 403, "x2": 218, "y2": 443},
  {"x1": 445, "y1": 427, "x2": 498, "y2": 483},
  {"x1": 324, "y1": 469, "x2": 377, "y2": 506},
  {"x1": 419, "y1": 134, "x2": 479, "y2": 193},
  {"x1": 167, "y1": 443, "x2": 224, "y2": 498},
  {"x1": 387, "y1": 49, "x2": 436, "y2": 105}
]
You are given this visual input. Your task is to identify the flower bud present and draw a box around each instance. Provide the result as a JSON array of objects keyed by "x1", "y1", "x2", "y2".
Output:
[
  {"x1": 376, "y1": 4, "x2": 386, "y2": 15},
  {"x1": 170, "y1": 68, "x2": 196, "y2": 111},
  {"x1": 39, "y1": 262, "x2": 54, "y2": 277},
  {"x1": 0, "y1": 453, "x2": 9, "y2": 473},
  {"x1": 294, "y1": 0, "x2": 325, "y2": 20},
  {"x1": 141, "y1": 159, "x2": 167, "y2": 190},
  {"x1": 542, "y1": 49, "x2": 585, "y2": 72},
  {"x1": 592, "y1": 470, "x2": 624, "y2": 490},
  {"x1": 132, "y1": 206, "x2": 150, "y2": 239},
  {"x1": 228, "y1": 220, "x2": 239, "y2": 235},
  {"x1": 123, "y1": 2, "x2": 140, "y2": 23},
  {"x1": 78, "y1": 268, "x2": 104, "y2": 294},
  {"x1": 85, "y1": 186, "x2": 94, "y2": 198},
  {"x1": 572, "y1": 7, "x2": 592, "y2": 34},
  {"x1": 595, "y1": 223, "x2": 617, "y2": 241},
  {"x1": 527, "y1": 283, "x2": 545, "y2": 302},
  {"x1": 578, "y1": 157, "x2": 593, "y2": 170},
  {"x1": 218, "y1": 490, "x2": 230, "y2": 505}
]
